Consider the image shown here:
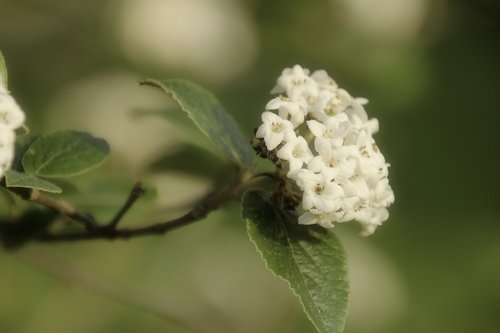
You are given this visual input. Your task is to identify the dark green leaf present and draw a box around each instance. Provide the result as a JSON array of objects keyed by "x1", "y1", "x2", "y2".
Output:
[
  {"x1": 4, "y1": 170, "x2": 62, "y2": 193},
  {"x1": 22, "y1": 131, "x2": 110, "y2": 178},
  {"x1": 140, "y1": 79, "x2": 254, "y2": 169},
  {"x1": 242, "y1": 191, "x2": 349, "y2": 333}
]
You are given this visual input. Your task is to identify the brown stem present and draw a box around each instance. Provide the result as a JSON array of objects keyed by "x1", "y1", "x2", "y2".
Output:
[
  {"x1": 36, "y1": 184, "x2": 237, "y2": 242},
  {"x1": 29, "y1": 189, "x2": 98, "y2": 230}
]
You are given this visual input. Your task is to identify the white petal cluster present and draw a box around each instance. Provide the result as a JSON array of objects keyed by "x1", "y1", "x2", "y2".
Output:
[
  {"x1": 256, "y1": 65, "x2": 394, "y2": 235},
  {"x1": 0, "y1": 82, "x2": 26, "y2": 179}
]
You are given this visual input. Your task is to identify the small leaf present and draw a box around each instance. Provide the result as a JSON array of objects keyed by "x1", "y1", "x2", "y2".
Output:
[
  {"x1": 242, "y1": 191, "x2": 349, "y2": 333},
  {"x1": 22, "y1": 131, "x2": 110, "y2": 178},
  {"x1": 140, "y1": 79, "x2": 254, "y2": 169},
  {"x1": 0, "y1": 50, "x2": 7, "y2": 88},
  {"x1": 4, "y1": 170, "x2": 62, "y2": 193}
]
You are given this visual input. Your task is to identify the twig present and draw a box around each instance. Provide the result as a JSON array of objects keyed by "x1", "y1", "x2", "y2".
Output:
[
  {"x1": 2, "y1": 170, "x2": 263, "y2": 244},
  {"x1": 29, "y1": 188, "x2": 99, "y2": 231},
  {"x1": 106, "y1": 182, "x2": 146, "y2": 229},
  {"x1": 36, "y1": 184, "x2": 236, "y2": 242}
]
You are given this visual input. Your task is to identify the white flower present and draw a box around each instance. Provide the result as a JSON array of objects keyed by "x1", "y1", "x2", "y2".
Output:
[
  {"x1": 299, "y1": 210, "x2": 339, "y2": 228},
  {"x1": 307, "y1": 113, "x2": 351, "y2": 150},
  {"x1": 354, "y1": 134, "x2": 390, "y2": 180},
  {"x1": 0, "y1": 124, "x2": 15, "y2": 176},
  {"x1": 298, "y1": 197, "x2": 357, "y2": 228},
  {"x1": 311, "y1": 70, "x2": 338, "y2": 92},
  {"x1": 0, "y1": 85, "x2": 26, "y2": 179},
  {"x1": 329, "y1": 89, "x2": 353, "y2": 111},
  {"x1": 0, "y1": 125, "x2": 15, "y2": 151},
  {"x1": 309, "y1": 88, "x2": 353, "y2": 121},
  {"x1": 255, "y1": 111, "x2": 294, "y2": 150},
  {"x1": 356, "y1": 207, "x2": 390, "y2": 236},
  {"x1": 306, "y1": 89, "x2": 335, "y2": 116},
  {"x1": 271, "y1": 65, "x2": 317, "y2": 99},
  {"x1": 0, "y1": 91, "x2": 25, "y2": 130},
  {"x1": 266, "y1": 96, "x2": 306, "y2": 128},
  {"x1": 0, "y1": 149, "x2": 14, "y2": 174},
  {"x1": 295, "y1": 169, "x2": 344, "y2": 212},
  {"x1": 345, "y1": 99, "x2": 379, "y2": 134},
  {"x1": 371, "y1": 178, "x2": 395, "y2": 208},
  {"x1": 276, "y1": 134, "x2": 313, "y2": 172},
  {"x1": 254, "y1": 65, "x2": 394, "y2": 235},
  {"x1": 307, "y1": 145, "x2": 357, "y2": 181},
  {"x1": 346, "y1": 175, "x2": 371, "y2": 201}
]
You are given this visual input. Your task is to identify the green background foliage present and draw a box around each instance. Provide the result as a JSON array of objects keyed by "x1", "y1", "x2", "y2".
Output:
[{"x1": 1, "y1": 0, "x2": 500, "y2": 333}]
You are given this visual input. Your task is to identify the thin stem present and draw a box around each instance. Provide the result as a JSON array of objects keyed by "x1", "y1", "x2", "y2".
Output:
[
  {"x1": 106, "y1": 182, "x2": 146, "y2": 229},
  {"x1": 1, "y1": 170, "x2": 266, "y2": 244},
  {"x1": 37, "y1": 184, "x2": 237, "y2": 242}
]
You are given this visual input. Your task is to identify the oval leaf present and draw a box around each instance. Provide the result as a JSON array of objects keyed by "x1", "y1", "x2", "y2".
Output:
[
  {"x1": 140, "y1": 79, "x2": 254, "y2": 169},
  {"x1": 4, "y1": 170, "x2": 62, "y2": 193},
  {"x1": 22, "y1": 131, "x2": 110, "y2": 178},
  {"x1": 242, "y1": 191, "x2": 349, "y2": 333}
]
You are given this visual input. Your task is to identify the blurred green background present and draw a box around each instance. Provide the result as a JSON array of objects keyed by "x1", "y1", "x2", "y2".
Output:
[{"x1": 1, "y1": 0, "x2": 499, "y2": 332}]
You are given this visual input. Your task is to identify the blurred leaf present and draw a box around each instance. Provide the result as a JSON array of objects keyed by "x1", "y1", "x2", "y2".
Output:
[
  {"x1": 0, "y1": 50, "x2": 7, "y2": 88},
  {"x1": 0, "y1": 209, "x2": 57, "y2": 250},
  {"x1": 148, "y1": 144, "x2": 231, "y2": 179},
  {"x1": 242, "y1": 191, "x2": 349, "y2": 333},
  {"x1": 22, "y1": 131, "x2": 110, "y2": 178},
  {"x1": 140, "y1": 79, "x2": 254, "y2": 169},
  {"x1": 4, "y1": 170, "x2": 62, "y2": 194}
]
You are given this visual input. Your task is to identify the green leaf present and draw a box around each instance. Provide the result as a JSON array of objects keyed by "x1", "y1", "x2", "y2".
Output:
[
  {"x1": 0, "y1": 50, "x2": 7, "y2": 88},
  {"x1": 4, "y1": 170, "x2": 62, "y2": 193},
  {"x1": 140, "y1": 79, "x2": 254, "y2": 169},
  {"x1": 12, "y1": 134, "x2": 39, "y2": 171},
  {"x1": 242, "y1": 191, "x2": 349, "y2": 333},
  {"x1": 22, "y1": 131, "x2": 110, "y2": 178}
]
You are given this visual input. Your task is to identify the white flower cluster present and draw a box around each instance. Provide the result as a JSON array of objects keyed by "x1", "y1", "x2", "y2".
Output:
[
  {"x1": 0, "y1": 81, "x2": 25, "y2": 179},
  {"x1": 255, "y1": 65, "x2": 394, "y2": 235}
]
